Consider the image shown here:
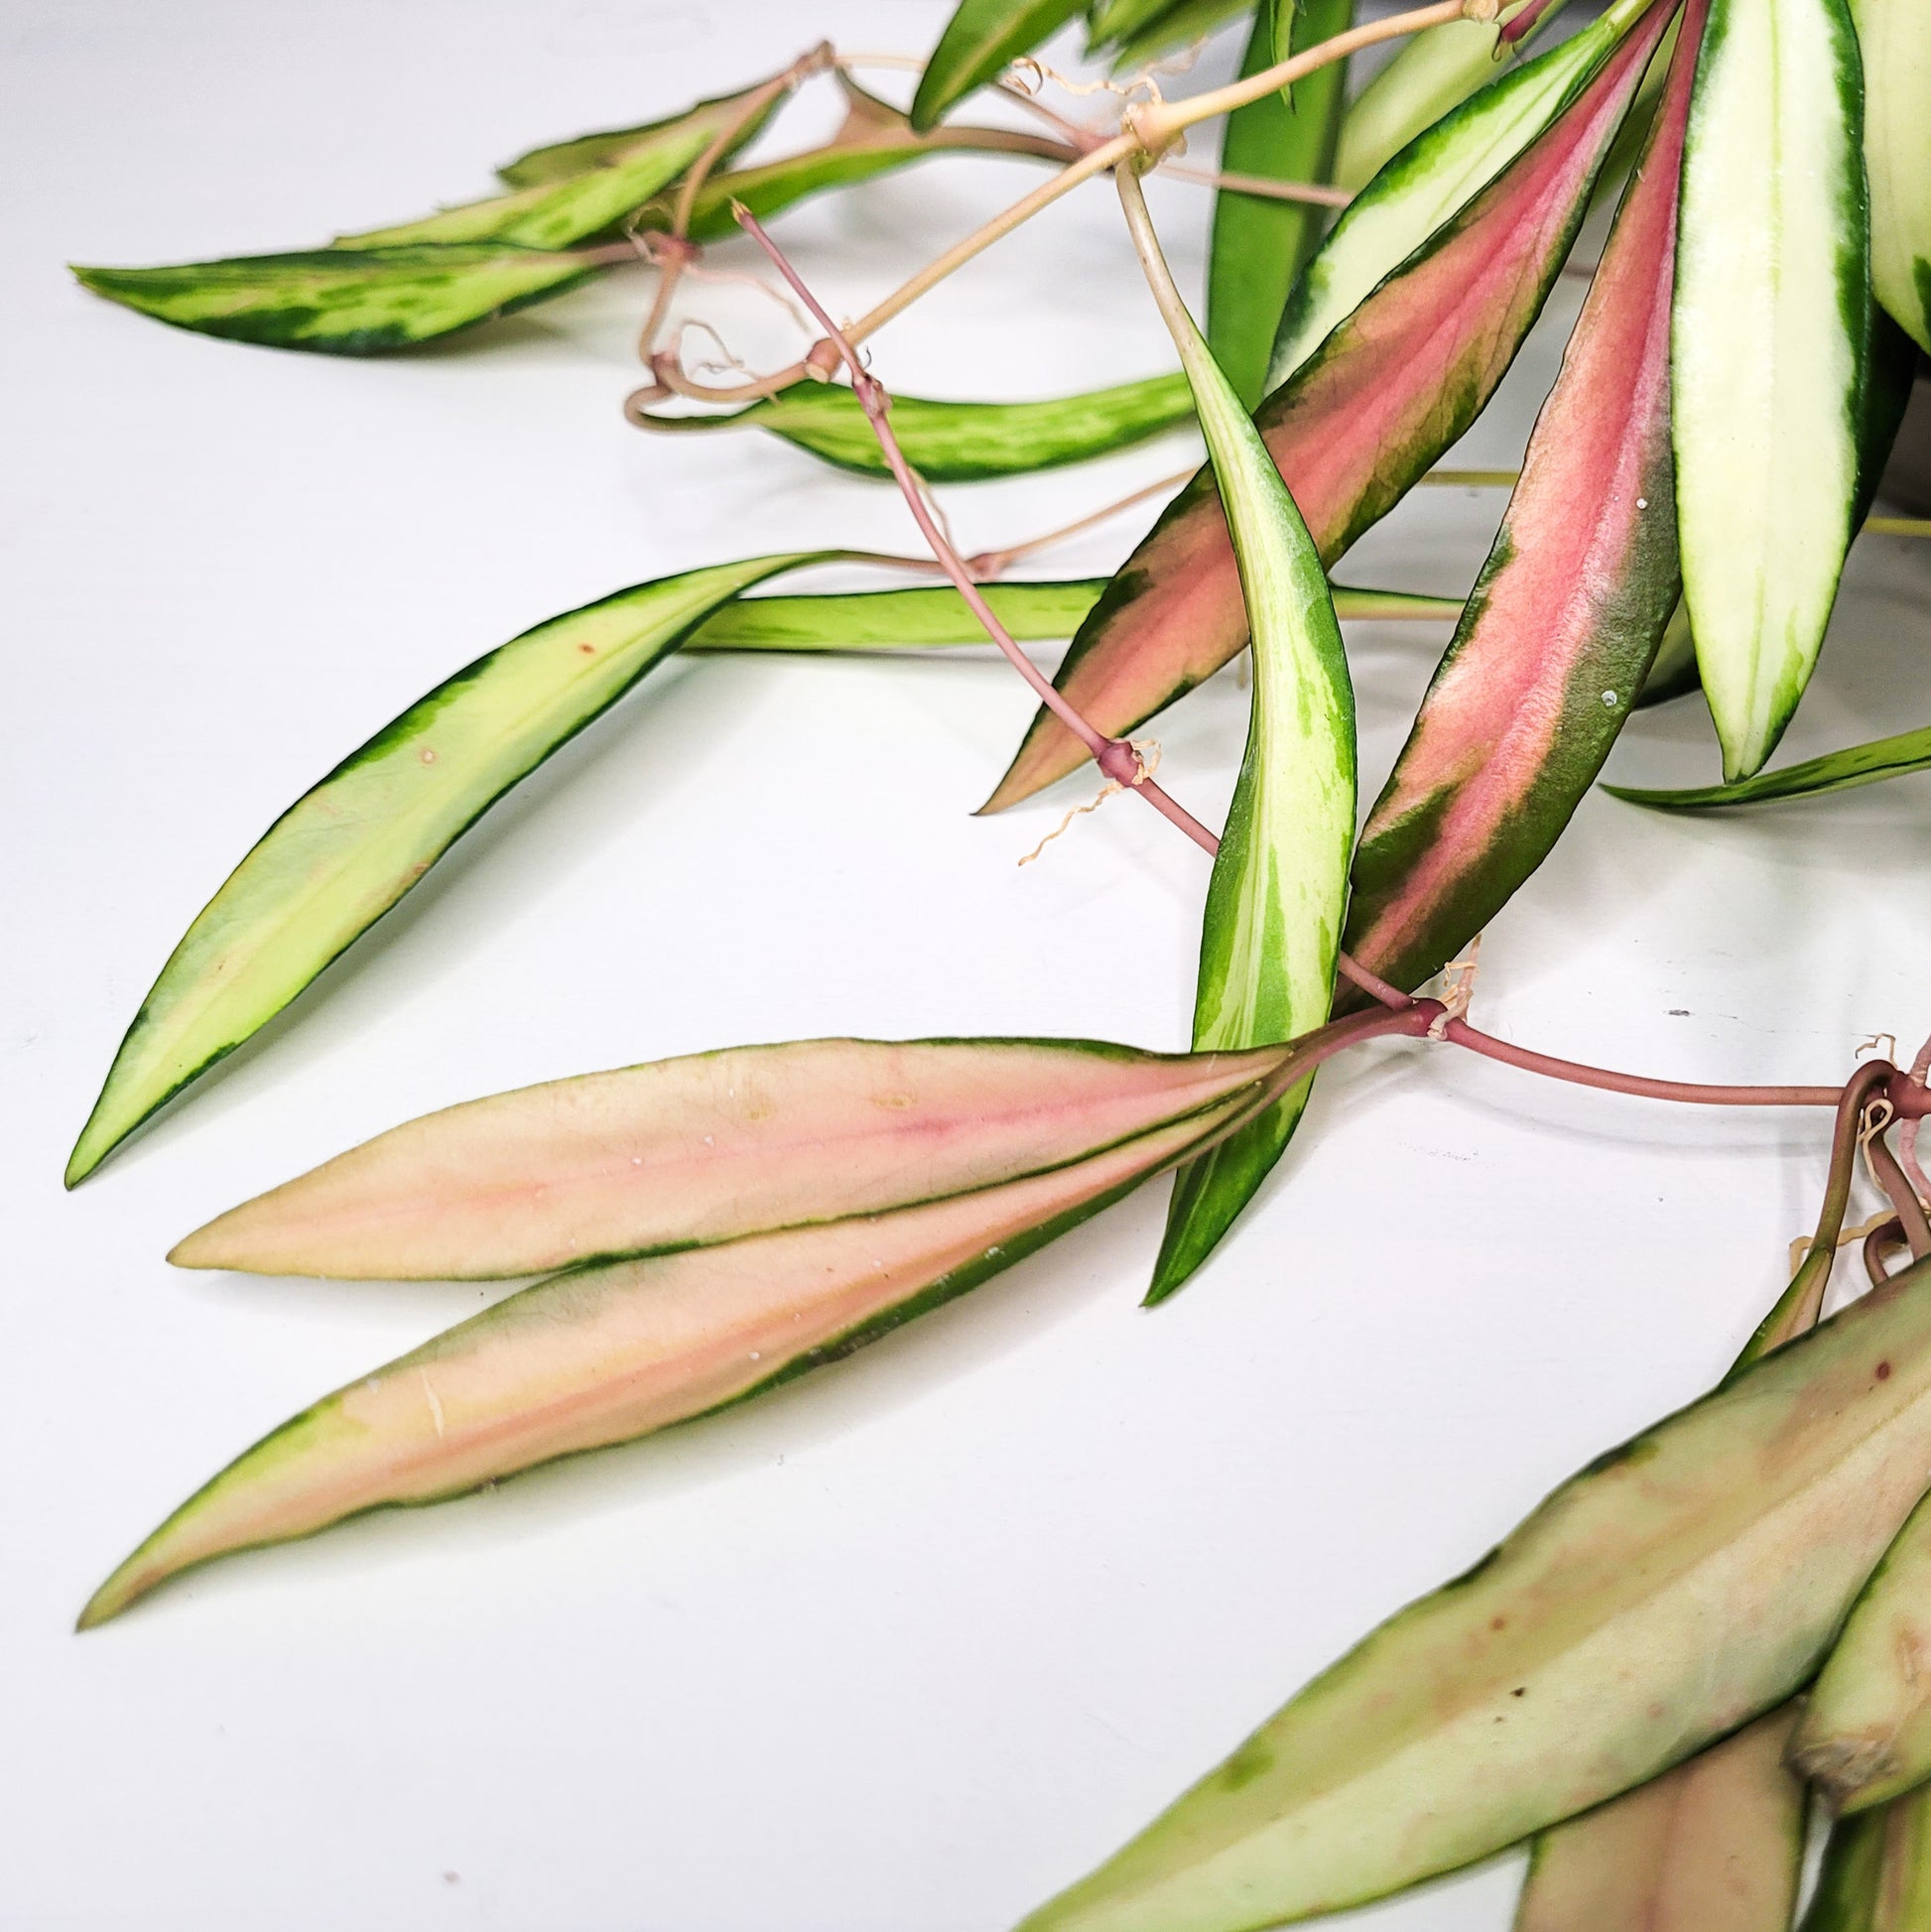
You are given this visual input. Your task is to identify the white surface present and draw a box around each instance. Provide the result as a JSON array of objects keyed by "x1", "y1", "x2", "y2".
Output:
[{"x1": 3, "y1": 4, "x2": 1929, "y2": 1928}]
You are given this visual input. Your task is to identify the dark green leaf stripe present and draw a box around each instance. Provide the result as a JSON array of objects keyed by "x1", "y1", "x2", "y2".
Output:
[
  {"x1": 1607, "y1": 724, "x2": 1931, "y2": 812},
  {"x1": 71, "y1": 246, "x2": 596, "y2": 355},
  {"x1": 646, "y1": 374, "x2": 1193, "y2": 481},
  {"x1": 910, "y1": 0, "x2": 1087, "y2": 130},
  {"x1": 1207, "y1": 0, "x2": 1352, "y2": 412},
  {"x1": 66, "y1": 553, "x2": 832, "y2": 1184}
]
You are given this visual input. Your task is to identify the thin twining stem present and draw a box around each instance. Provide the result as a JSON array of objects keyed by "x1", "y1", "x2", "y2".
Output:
[
  {"x1": 1158, "y1": 162, "x2": 1352, "y2": 207},
  {"x1": 734, "y1": 202, "x2": 1221, "y2": 848},
  {"x1": 644, "y1": 0, "x2": 1477, "y2": 408},
  {"x1": 634, "y1": 43, "x2": 837, "y2": 365}
]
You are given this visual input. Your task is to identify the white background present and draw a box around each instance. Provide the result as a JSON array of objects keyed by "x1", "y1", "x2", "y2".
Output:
[{"x1": 4, "y1": 3, "x2": 1929, "y2": 1927}]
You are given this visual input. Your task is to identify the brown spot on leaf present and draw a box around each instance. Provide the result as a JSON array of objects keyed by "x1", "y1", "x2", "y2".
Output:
[{"x1": 1878, "y1": 1360, "x2": 1893, "y2": 1380}]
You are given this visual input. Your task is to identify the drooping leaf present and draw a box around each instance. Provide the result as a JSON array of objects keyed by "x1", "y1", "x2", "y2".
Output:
[
  {"x1": 1606, "y1": 724, "x2": 1931, "y2": 813},
  {"x1": 1672, "y1": 0, "x2": 1869, "y2": 780},
  {"x1": 71, "y1": 246, "x2": 599, "y2": 356},
  {"x1": 65, "y1": 553, "x2": 833, "y2": 1187},
  {"x1": 494, "y1": 72, "x2": 795, "y2": 188},
  {"x1": 1206, "y1": 0, "x2": 1353, "y2": 412},
  {"x1": 170, "y1": 1037, "x2": 1294, "y2": 1280},
  {"x1": 1124, "y1": 183, "x2": 1354, "y2": 1303},
  {"x1": 909, "y1": 0, "x2": 1088, "y2": 131},
  {"x1": 1340, "y1": 0, "x2": 1698, "y2": 1003},
  {"x1": 1270, "y1": 0, "x2": 1665, "y2": 391},
  {"x1": 666, "y1": 74, "x2": 1074, "y2": 239},
  {"x1": 1513, "y1": 1708, "x2": 1805, "y2": 1932},
  {"x1": 645, "y1": 373, "x2": 1193, "y2": 482},
  {"x1": 1016, "y1": 1251, "x2": 1931, "y2": 1932},
  {"x1": 338, "y1": 71, "x2": 792, "y2": 249},
  {"x1": 1801, "y1": 1785, "x2": 1931, "y2": 1932},
  {"x1": 983, "y1": 4, "x2": 1669, "y2": 811},
  {"x1": 1331, "y1": 2, "x2": 1574, "y2": 193},
  {"x1": 1853, "y1": 0, "x2": 1931, "y2": 352},
  {"x1": 80, "y1": 1048, "x2": 1290, "y2": 1627},
  {"x1": 686, "y1": 580, "x2": 1461, "y2": 650}
]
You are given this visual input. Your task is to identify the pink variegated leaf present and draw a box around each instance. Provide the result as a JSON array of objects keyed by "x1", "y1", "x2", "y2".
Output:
[
  {"x1": 981, "y1": 0, "x2": 1671, "y2": 812},
  {"x1": 1342, "y1": 0, "x2": 1705, "y2": 999}
]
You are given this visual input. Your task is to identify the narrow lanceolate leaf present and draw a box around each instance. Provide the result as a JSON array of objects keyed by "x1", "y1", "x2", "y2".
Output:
[
  {"x1": 1207, "y1": 0, "x2": 1352, "y2": 412},
  {"x1": 1802, "y1": 1786, "x2": 1931, "y2": 1932},
  {"x1": 984, "y1": 5, "x2": 1668, "y2": 812},
  {"x1": 70, "y1": 246, "x2": 597, "y2": 356},
  {"x1": 647, "y1": 373, "x2": 1192, "y2": 482},
  {"x1": 1607, "y1": 723, "x2": 1931, "y2": 813},
  {"x1": 65, "y1": 553, "x2": 829, "y2": 1187},
  {"x1": 1107, "y1": 0, "x2": 1253, "y2": 73},
  {"x1": 686, "y1": 580, "x2": 1461, "y2": 652},
  {"x1": 1331, "y1": 3, "x2": 1573, "y2": 193},
  {"x1": 171, "y1": 1038, "x2": 1293, "y2": 1280},
  {"x1": 909, "y1": 0, "x2": 1087, "y2": 130},
  {"x1": 80, "y1": 1062, "x2": 1282, "y2": 1628},
  {"x1": 1133, "y1": 208, "x2": 1355, "y2": 1303},
  {"x1": 1270, "y1": 0, "x2": 1664, "y2": 390},
  {"x1": 665, "y1": 75, "x2": 1073, "y2": 241},
  {"x1": 1340, "y1": 0, "x2": 1699, "y2": 1003},
  {"x1": 494, "y1": 72, "x2": 793, "y2": 189},
  {"x1": 1017, "y1": 1253, "x2": 1931, "y2": 1932},
  {"x1": 1513, "y1": 1708, "x2": 1805, "y2": 1932},
  {"x1": 1673, "y1": 0, "x2": 1869, "y2": 780},
  {"x1": 337, "y1": 72, "x2": 790, "y2": 250},
  {"x1": 1853, "y1": 0, "x2": 1931, "y2": 351},
  {"x1": 1794, "y1": 1482, "x2": 1931, "y2": 1811}
]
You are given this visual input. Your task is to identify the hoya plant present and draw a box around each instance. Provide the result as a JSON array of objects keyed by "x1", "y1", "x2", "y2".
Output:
[{"x1": 63, "y1": 0, "x2": 1931, "y2": 1924}]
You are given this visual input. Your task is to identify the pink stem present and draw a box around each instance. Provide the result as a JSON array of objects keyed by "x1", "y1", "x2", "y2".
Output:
[
  {"x1": 1898, "y1": 1027, "x2": 1931, "y2": 1205},
  {"x1": 733, "y1": 202, "x2": 1222, "y2": 851}
]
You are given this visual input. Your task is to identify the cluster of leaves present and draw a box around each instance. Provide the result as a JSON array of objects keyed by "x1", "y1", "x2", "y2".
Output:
[{"x1": 65, "y1": 0, "x2": 1931, "y2": 1926}]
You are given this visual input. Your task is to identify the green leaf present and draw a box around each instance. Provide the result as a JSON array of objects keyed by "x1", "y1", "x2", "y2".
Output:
[
  {"x1": 1269, "y1": 0, "x2": 1664, "y2": 391},
  {"x1": 493, "y1": 74, "x2": 790, "y2": 189},
  {"x1": 1128, "y1": 182, "x2": 1355, "y2": 1303},
  {"x1": 1673, "y1": 0, "x2": 1869, "y2": 780},
  {"x1": 71, "y1": 245, "x2": 597, "y2": 356},
  {"x1": 1331, "y1": 4, "x2": 1573, "y2": 193},
  {"x1": 79, "y1": 1040, "x2": 1291, "y2": 1626},
  {"x1": 1207, "y1": 0, "x2": 1352, "y2": 412},
  {"x1": 339, "y1": 72, "x2": 791, "y2": 251},
  {"x1": 910, "y1": 0, "x2": 1088, "y2": 131},
  {"x1": 1107, "y1": 0, "x2": 1252, "y2": 69},
  {"x1": 1607, "y1": 722, "x2": 1931, "y2": 812},
  {"x1": 1017, "y1": 1252, "x2": 1931, "y2": 1932},
  {"x1": 646, "y1": 373, "x2": 1194, "y2": 482},
  {"x1": 1514, "y1": 1708, "x2": 1806, "y2": 1932},
  {"x1": 686, "y1": 580, "x2": 1461, "y2": 650},
  {"x1": 65, "y1": 553, "x2": 832, "y2": 1186},
  {"x1": 1853, "y1": 0, "x2": 1931, "y2": 352}
]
